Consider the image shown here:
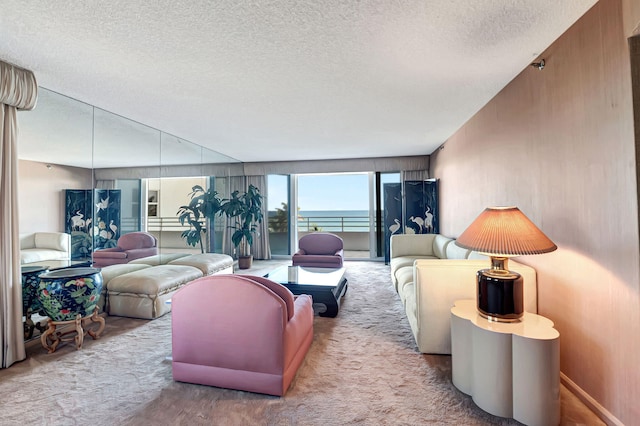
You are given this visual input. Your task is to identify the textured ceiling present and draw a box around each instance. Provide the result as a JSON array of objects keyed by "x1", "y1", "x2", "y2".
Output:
[{"x1": 1, "y1": 0, "x2": 597, "y2": 164}]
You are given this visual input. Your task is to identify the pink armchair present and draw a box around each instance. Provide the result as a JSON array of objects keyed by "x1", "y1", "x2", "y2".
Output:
[
  {"x1": 292, "y1": 232, "x2": 344, "y2": 268},
  {"x1": 171, "y1": 274, "x2": 314, "y2": 396},
  {"x1": 92, "y1": 231, "x2": 158, "y2": 268}
]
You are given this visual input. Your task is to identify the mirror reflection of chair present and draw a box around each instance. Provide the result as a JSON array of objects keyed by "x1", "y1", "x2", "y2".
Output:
[
  {"x1": 292, "y1": 232, "x2": 344, "y2": 268},
  {"x1": 171, "y1": 275, "x2": 314, "y2": 396},
  {"x1": 92, "y1": 231, "x2": 158, "y2": 268}
]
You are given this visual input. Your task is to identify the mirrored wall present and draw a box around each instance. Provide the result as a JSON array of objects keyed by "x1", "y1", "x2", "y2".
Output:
[{"x1": 18, "y1": 87, "x2": 241, "y2": 258}]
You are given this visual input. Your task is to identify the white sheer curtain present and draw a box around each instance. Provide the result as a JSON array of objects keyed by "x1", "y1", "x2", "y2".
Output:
[
  {"x1": 0, "y1": 61, "x2": 38, "y2": 368},
  {"x1": 221, "y1": 176, "x2": 246, "y2": 257},
  {"x1": 246, "y1": 175, "x2": 271, "y2": 260}
]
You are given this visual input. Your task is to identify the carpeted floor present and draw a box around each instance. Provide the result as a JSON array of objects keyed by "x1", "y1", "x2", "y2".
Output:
[{"x1": 1, "y1": 260, "x2": 601, "y2": 425}]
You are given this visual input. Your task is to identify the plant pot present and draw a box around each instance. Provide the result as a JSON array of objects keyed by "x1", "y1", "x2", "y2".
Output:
[
  {"x1": 238, "y1": 255, "x2": 253, "y2": 270},
  {"x1": 37, "y1": 267, "x2": 103, "y2": 321}
]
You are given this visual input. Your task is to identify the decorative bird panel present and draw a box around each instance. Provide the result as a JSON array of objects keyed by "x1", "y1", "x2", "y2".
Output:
[
  {"x1": 403, "y1": 180, "x2": 439, "y2": 235},
  {"x1": 383, "y1": 183, "x2": 403, "y2": 264},
  {"x1": 93, "y1": 189, "x2": 121, "y2": 251},
  {"x1": 65, "y1": 189, "x2": 94, "y2": 260},
  {"x1": 65, "y1": 189, "x2": 122, "y2": 259}
]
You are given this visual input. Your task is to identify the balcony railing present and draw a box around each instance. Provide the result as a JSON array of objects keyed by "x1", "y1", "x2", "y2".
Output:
[{"x1": 295, "y1": 215, "x2": 370, "y2": 233}]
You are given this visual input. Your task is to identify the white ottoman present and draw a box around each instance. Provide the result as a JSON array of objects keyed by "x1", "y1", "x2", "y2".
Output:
[
  {"x1": 107, "y1": 264, "x2": 203, "y2": 319},
  {"x1": 168, "y1": 253, "x2": 234, "y2": 275}
]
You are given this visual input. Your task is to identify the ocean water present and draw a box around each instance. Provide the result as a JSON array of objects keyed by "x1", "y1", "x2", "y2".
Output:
[{"x1": 269, "y1": 209, "x2": 370, "y2": 232}]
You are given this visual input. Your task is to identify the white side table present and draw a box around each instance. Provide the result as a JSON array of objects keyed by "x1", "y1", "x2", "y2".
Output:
[{"x1": 451, "y1": 299, "x2": 560, "y2": 426}]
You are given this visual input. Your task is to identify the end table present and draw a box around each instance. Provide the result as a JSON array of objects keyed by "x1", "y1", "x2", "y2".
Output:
[{"x1": 450, "y1": 299, "x2": 560, "y2": 426}]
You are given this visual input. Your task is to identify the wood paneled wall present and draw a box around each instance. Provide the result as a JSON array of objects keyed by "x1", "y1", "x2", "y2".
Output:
[{"x1": 430, "y1": 0, "x2": 639, "y2": 423}]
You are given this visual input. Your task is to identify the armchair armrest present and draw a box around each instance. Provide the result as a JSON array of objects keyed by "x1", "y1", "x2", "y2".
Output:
[
  {"x1": 284, "y1": 294, "x2": 313, "y2": 366},
  {"x1": 93, "y1": 247, "x2": 126, "y2": 259}
]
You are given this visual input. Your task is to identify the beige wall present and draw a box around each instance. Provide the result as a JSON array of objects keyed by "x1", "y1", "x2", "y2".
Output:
[
  {"x1": 18, "y1": 160, "x2": 93, "y2": 234},
  {"x1": 148, "y1": 177, "x2": 208, "y2": 218},
  {"x1": 430, "y1": 0, "x2": 639, "y2": 423}
]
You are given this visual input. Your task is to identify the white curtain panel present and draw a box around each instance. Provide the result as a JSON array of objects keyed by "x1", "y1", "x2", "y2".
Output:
[
  {"x1": 246, "y1": 175, "x2": 271, "y2": 260},
  {"x1": 0, "y1": 60, "x2": 38, "y2": 368},
  {"x1": 221, "y1": 176, "x2": 246, "y2": 257}
]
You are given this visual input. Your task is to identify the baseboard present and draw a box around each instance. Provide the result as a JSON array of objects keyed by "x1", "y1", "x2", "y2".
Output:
[{"x1": 561, "y1": 373, "x2": 624, "y2": 426}]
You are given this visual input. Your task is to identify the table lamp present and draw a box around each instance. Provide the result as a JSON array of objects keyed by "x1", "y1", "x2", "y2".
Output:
[{"x1": 455, "y1": 206, "x2": 557, "y2": 322}]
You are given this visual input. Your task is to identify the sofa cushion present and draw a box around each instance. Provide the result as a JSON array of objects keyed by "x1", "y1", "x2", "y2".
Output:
[
  {"x1": 433, "y1": 235, "x2": 453, "y2": 259},
  {"x1": 394, "y1": 265, "x2": 415, "y2": 293},
  {"x1": 467, "y1": 251, "x2": 489, "y2": 260},
  {"x1": 117, "y1": 232, "x2": 157, "y2": 250},
  {"x1": 292, "y1": 253, "x2": 342, "y2": 266},
  {"x1": 391, "y1": 255, "x2": 436, "y2": 278},
  {"x1": 20, "y1": 248, "x2": 68, "y2": 264},
  {"x1": 35, "y1": 232, "x2": 68, "y2": 251},
  {"x1": 298, "y1": 232, "x2": 343, "y2": 255},
  {"x1": 108, "y1": 265, "x2": 203, "y2": 295},
  {"x1": 402, "y1": 282, "x2": 418, "y2": 340},
  {"x1": 397, "y1": 278, "x2": 415, "y2": 307},
  {"x1": 93, "y1": 250, "x2": 128, "y2": 259},
  {"x1": 169, "y1": 253, "x2": 234, "y2": 275},
  {"x1": 107, "y1": 264, "x2": 204, "y2": 319},
  {"x1": 19, "y1": 233, "x2": 35, "y2": 249},
  {"x1": 445, "y1": 243, "x2": 471, "y2": 259},
  {"x1": 130, "y1": 253, "x2": 190, "y2": 266},
  {"x1": 390, "y1": 234, "x2": 437, "y2": 258},
  {"x1": 100, "y1": 263, "x2": 153, "y2": 285}
]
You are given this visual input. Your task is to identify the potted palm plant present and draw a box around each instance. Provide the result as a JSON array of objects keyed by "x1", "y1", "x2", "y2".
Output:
[
  {"x1": 177, "y1": 185, "x2": 222, "y2": 253},
  {"x1": 220, "y1": 184, "x2": 264, "y2": 269}
]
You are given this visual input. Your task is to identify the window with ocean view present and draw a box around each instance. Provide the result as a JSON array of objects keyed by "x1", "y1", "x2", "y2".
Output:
[
  {"x1": 297, "y1": 173, "x2": 370, "y2": 258},
  {"x1": 267, "y1": 172, "x2": 400, "y2": 258}
]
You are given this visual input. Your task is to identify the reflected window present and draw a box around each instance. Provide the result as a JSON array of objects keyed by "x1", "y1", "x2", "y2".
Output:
[
  {"x1": 148, "y1": 190, "x2": 158, "y2": 217},
  {"x1": 267, "y1": 175, "x2": 290, "y2": 255}
]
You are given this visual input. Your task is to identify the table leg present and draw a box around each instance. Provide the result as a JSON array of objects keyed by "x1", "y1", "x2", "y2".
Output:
[{"x1": 317, "y1": 279, "x2": 348, "y2": 318}]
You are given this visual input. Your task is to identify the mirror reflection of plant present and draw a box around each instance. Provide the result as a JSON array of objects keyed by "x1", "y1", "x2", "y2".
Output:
[{"x1": 177, "y1": 185, "x2": 222, "y2": 253}]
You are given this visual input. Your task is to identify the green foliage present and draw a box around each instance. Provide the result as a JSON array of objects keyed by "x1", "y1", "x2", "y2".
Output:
[
  {"x1": 220, "y1": 184, "x2": 264, "y2": 257},
  {"x1": 177, "y1": 184, "x2": 264, "y2": 256},
  {"x1": 269, "y1": 202, "x2": 289, "y2": 232},
  {"x1": 70, "y1": 231, "x2": 92, "y2": 257},
  {"x1": 177, "y1": 185, "x2": 223, "y2": 253}
]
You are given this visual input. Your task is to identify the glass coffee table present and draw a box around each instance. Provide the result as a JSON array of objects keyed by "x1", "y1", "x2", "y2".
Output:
[{"x1": 264, "y1": 266, "x2": 348, "y2": 317}]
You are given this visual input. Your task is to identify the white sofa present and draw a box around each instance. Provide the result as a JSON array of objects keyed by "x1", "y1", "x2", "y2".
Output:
[
  {"x1": 20, "y1": 232, "x2": 71, "y2": 265},
  {"x1": 390, "y1": 234, "x2": 537, "y2": 354}
]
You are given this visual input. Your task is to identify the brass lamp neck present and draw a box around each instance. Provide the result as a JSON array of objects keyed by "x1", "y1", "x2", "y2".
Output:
[{"x1": 489, "y1": 256, "x2": 509, "y2": 272}]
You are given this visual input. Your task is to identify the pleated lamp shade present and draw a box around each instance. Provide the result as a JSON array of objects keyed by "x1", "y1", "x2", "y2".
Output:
[{"x1": 456, "y1": 206, "x2": 557, "y2": 256}]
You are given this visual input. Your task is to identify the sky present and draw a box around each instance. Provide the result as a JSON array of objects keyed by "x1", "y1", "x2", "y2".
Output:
[{"x1": 268, "y1": 172, "x2": 400, "y2": 212}]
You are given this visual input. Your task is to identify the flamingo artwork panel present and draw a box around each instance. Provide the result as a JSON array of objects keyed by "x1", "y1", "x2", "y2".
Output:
[
  {"x1": 404, "y1": 180, "x2": 439, "y2": 235},
  {"x1": 383, "y1": 182, "x2": 403, "y2": 263},
  {"x1": 93, "y1": 189, "x2": 121, "y2": 251},
  {"x1": 65, "y1": 189, "x2": 122, "y2": 259}
]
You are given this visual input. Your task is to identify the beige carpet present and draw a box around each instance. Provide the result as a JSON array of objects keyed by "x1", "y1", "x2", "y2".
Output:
[{"x1": 1, "y1": 260, "x2": 599, "y2": 426}]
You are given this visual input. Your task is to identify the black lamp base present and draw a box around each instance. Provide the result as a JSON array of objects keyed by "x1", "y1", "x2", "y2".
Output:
[{"x1": 476, "y1": 269, "x2": 523, "y2": 322}]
